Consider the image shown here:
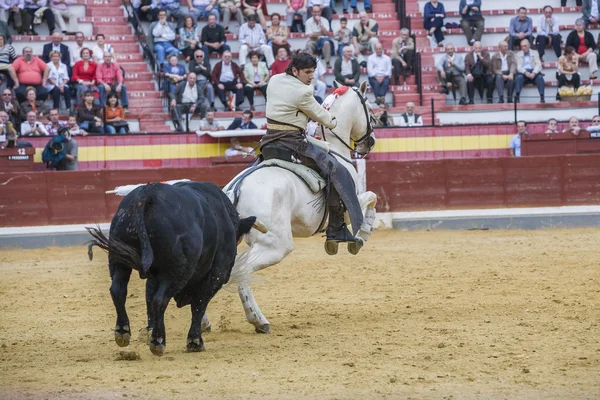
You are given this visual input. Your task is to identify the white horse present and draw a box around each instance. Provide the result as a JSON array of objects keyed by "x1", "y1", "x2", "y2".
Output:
[{"x1": 221, "y1": 81, "x2": 378, "y2": 333}]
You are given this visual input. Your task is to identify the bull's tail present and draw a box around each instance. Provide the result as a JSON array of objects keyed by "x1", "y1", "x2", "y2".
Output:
[
  {"x1": 86, "y1": 226, "x2": 143, "y2": 273},
  {"x1": 134, "y1": 185, "x2": 155, "y2": 278},
  {"x1": 87, "y1": 225, "x2": 109, "y2": 260}
]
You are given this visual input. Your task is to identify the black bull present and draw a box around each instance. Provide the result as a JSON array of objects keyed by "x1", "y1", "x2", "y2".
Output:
[{"x1": 87, "y1": 181, "x2": 262, "y2": 356}]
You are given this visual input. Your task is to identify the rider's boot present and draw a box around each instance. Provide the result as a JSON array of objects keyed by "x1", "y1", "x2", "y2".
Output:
[{"x1": 325, "y1": 206, "x2": 358, "y2": 255}]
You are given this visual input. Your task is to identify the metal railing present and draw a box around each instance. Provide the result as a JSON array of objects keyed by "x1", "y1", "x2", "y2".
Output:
[
  {"x1": 395, "y1": 0, "x2": 412, "y2": 33},
  {"x1": 415, "y1": 51, "x2": 423, "y2": 106},
  {"x1": 120, "y1": 0, "x2": 159, "y2": 78}
]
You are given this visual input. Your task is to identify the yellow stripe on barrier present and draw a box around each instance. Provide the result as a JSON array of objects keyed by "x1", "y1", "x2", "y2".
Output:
[{"x1": 373, "y1": 135, "x2": 514, "y2": 153}]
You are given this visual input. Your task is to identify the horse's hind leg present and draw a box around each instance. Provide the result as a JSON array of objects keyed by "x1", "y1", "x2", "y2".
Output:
[{"x1": 348, "y1": 191, "x2": 378, "y2": 255}]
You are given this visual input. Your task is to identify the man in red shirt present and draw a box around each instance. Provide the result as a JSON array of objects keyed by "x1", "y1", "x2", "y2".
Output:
[
  {"x1": 96, "y1": 51, "x2": 129, "y2": 109},
  {"x1": 270, "y1": 47, "x2": 291, "y2": 76},
  {"x1": 12, "y1": 47, "x2": 50, "y2": 103}
]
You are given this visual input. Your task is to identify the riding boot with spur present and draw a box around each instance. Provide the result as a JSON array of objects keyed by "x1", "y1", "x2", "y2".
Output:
[{"x1": 325, "y1": 205, "x2": 358, "y2": 255}]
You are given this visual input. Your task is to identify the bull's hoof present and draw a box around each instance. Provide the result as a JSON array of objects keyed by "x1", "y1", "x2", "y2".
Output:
[
  {"x1": 138, "y1": 327, "x2": 152, "y2": 345},
  {"x1": 186, "y1": 338, "x2": 205, "y2": 352},
  {"x1": 255, "y1": 324, "x2": 271, "y2": 334},
  {"x1": 114, "y1": 325, "x2": 131, "y2": 347},
  {"x1": 324, "y1": 240, "x2": 339, "y2": 255},
  {"x1": 347, "y1": 238, "x2": 364, "y2": 255}
]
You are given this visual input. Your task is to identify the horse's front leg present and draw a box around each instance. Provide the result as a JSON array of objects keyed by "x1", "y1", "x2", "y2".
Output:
[
  {"x1": 348, "y1": 191, "x2": 377, "y2": 255},
  {"x1": 109, "y1": 266, "x2": 132, "y2": 347}
]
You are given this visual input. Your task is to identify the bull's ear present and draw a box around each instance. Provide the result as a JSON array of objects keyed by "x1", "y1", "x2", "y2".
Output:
[
  {"x1": 359, "y1": 80, "x2": 368, "y2": 97},
  {"x1": 333, "y1": 80, "x2": 342, "y2": 89}
]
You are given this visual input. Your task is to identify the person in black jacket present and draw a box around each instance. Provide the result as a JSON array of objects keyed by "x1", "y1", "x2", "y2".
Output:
[
  {"x1": 334, "y1": 46, "x2": 360, "y2": 87},
  {"x1": 76, "y1": 90, "x2": 103, "y2": 134},
  {"x1": 188, "y1": 49, "x2": 215, "y2": 111},
  {"x1": 200, "y1": 14, "x2": 231, "y2": 57},
  {"x1": 170, "y1": 73, "x2": 208, "y2": 132},
  {"x1": 565, "y1": 19, "x2": 597, "y2": 79},
  {"x1": 42, "y1": 32, "x2": 71, "y2": 68},
  {"x1": 227, "y1": 110, "x2": 257, "y2": 130}
]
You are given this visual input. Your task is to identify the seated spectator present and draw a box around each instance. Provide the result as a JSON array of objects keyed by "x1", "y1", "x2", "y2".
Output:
[
  {"x1": 305, "y1": 6, "x2": 333, "y2": 68},
  {"x1": 0, "y1": 89, "x2": 23, "y2": 126},
  {"x1": 148, "y1": 0, "x2": 187, "y2": 27},
  {"x1": 514, "y1": 39, "x2": 545, "y2": 103},
  {"x1": 372, "y1": 103, "x2": 389, "y2": 127},
  {"x1": 0, "y1": 35, "x2": 19, "y2": 88},
  {"x1": 343, "y1": 0, "x2": 371, "y2": 13},
  {"x1": 306, "y1": 0, "x2": 332, "y2": 25},
  {"x1": 536, "y1": 6, "x2": 561, "y2": 61},
  {"x1": 170, "y1": 72, "x2": 208, "y2": 132},
  {"x1": 23, "y1": 0, "x2": 55, "y2": 36},
  {"x1": 55, "y1": 126, "x2": 77, "y2": 170},
  {"x1": 334, "y1": 46, "x2": 360, "y2": 87},
  {"x1": 563, "y1": 0, "x2": 581, "y2": 6},
  {"x1": 510, "y1": 120, "x2": 527, "y2": 157},
  {"x1": 227, "y1": 110, "x2": 257, "y2": 129},
  {"x1": 72, "y1": 47, "x2": 97, "y2": 106},
  {"x1": 0, "y1": 17, "x2": 11, "y2": 42},
  {"x1": 398, "y1": 101, "x2": 423, "y2": 127},
  {"x1": 465, "y1": 41, "x2": 493, "y2": 104},
  {"x1": 133, "y1": 0, "x2": 155, "y2": 23},
  {"x1": 90, "y1": 34, "x2": 116, "y2": 64},
  {"x1": 423, "y1": 0, "x2": 446, "y2": 47},
  {"x1": 509, "y1": 7, "x2": 533, "y2": 51},
  {"x1": 67, "y1": 114, "x2": 87, "y2": 136},
  {"x1": 12, "y1": 47, "x2": 50, "y2": 103},
  {"x1": 270, "y1": 47, "x2": 291, "y2": 76},
  {"x1": 42, "y1": 32, "x2": 71, "y2": 68},
  {"x1": 147, "y1": 9, "x2": 180, "y2": 66},
  {"x1": 334, "y1": 17, "x2": 352, "y2": 57},
  {"x1": 20, "y1": 86, "x2": 49, "y2": 119},
  {"x1": 352, "y1": 11, "x2": 379, "y2": 67},
  {"x1": 189, "y1": 0, "x2": 220, "y2": 22},
  {"x1": 70, "y1": 32, "x2": 87, "y2": 66},
  {"x1": 200, "y1": 14, "x2": 231, "y2": 57},
  {"x1": 45, "y1": 108, "x2": 67, "y2": 136},
  {"x1": 50, "y1": 0, "x2": 76, "y2": 35},
  {"x1": 218, "y1": 0, "x2": 244, "y2": 33},
  {"x1": 20, "y1": 110, "x2": 48, "y2": 136},
  {"x1": 2, "y1": 1, "x2": 24, "y2": 35},
  {"x1": 199, "y1": 110, "x2": 224, "y2": 131},
  {"x1": 557, "y1": 46, "x2": 581, "y2": 100},
  {"x1": 225, "y1": 137, "x2": 254, "y2": 157},
  {"x1": 459, "y1": 0, "x2": 484, "y2": 46},
  {"x1": 286, "y1": 0, "x2": 307, "y2": 31},
  {"x1": 586, "y1": 115, "x2": 600, "y2": 132},
  {"x1": 163, "y1": 54, "x2": 186, "y2": 99},
  {"x1": 582, "y1": 0, "x2": 600, "y2": 28},
  {"x1": 313, "y1": 57, "x2": 327, "y2": 103},
  {"x1": 96, "y1": 51, "x2": 129, "y2": 111},
  {"x1": 566, "y1": 19, "x2": 597, "y2": 80},
  {"x1": 367, "y1": 43, "x2": 391, "y2": 106},
  {"x1": 179, "y1": 16, "x2": 201, "y2": 62},
  {"x1": 46, "y1": 50, "x2": 71, "y2": 110},
  {"x1": 188, "y1": 49, "x2": 215, "y2": 111},
  {"x1": 243, "y1": 51, "x2": 269, "y2": 111},
  {"x1": 491, "y1": 40, "x2": 516, "y2": 103},
  {"x1": 267, "y1": 13, "x2": 291, "y2": 56},
  {"x1": 545, "y1": 118, "x2": 558, "y2": 134},
  {"x1": 562, "y1": 116, "x2": 582, "y2": 135},
  {"x1": 103, "y1": 93, "x2": 128, "y2": 134},
  {"x1": 211, "y1": 51, "x2": 244, "y2": 111},
  {"x1": 76, "y1": 90, "x2": 103, "y2": 134},
  {"x1": 0, "y1": 110, "x2": 18, "y2": 141},
  {"x1": 436, "y1": 43, "x2": 467, "y2": 105},
  {"x1": 242, "y1": 0, "x2": 267, "y2": 28},
  {"x1": 391, "y1": 28, "x2": 415, "y2": 84},
  {"x1": 238, "y1": 15, "x2": 274, "y2": 67}
]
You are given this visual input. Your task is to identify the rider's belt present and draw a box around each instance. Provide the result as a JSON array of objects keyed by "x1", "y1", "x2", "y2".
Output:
[{"x1": 267, "y1": 123, "x2": 300, "y2": 131}]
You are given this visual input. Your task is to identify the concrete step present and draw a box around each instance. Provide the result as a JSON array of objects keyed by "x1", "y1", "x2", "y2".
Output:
[
  {"x1": 94, "y1": 25, "x2": 132, "y2": 35},
  {"x1": 372, "y1": 3, "x2": 396, "y2": 13},
  {"x1": 125, "y1": 81, "x2": 156, "y2": 91},
  {"x1": 86, "y1": 8, "x2": 125, "y2": 17}
]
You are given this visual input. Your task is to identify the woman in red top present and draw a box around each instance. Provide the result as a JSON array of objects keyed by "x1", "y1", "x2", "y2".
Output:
[
  {"x1": 72, "y1": 48, "x2": 98, "y2": 106},
  {"x1": 566, "y1": 19, "x2": 597, "y2": 80}
]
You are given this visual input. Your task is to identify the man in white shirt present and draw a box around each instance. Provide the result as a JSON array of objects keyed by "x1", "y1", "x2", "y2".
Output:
[
  {"x1": 50, "y1": 0, "x2": 76, "y2": 35},
  {"x1": 199, "y1": 110, "x2": 224, "y2": 131},
  {"x1": 170, "y1": 72, "x2": 208, "y2": 132},
  {"x1": 306, "y1": 0, "x2": 332, "y2": 25},
  {"x1": 70, "y1": 31, "x2": 86, "y2": 66},
  {"x1": 367, "y1": 43, "x2": 391, "y2": 106},
  {"x1": 90, "y1": 33, "x2": 116, "y2": 64},
  {"x1": 398, "y1": 102, "x2": 423, "y2": 127},
  {"x1": 304, "y1": 5, "x2": 333, "y2": 68},
  {"x1": 238, "y1": 14, "x2": 274, "y2": 67},
  {"x1": 536, "y1": 5, "x2": 561, "y2": 61},
  {"x1": 21, "y1": 111, "x2": 49, "y2": 136}
]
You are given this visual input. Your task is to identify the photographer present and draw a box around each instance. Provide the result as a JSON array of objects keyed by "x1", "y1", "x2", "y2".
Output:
[{"x1": 56, "y1": 126, "x2": 77, "y2": 170}]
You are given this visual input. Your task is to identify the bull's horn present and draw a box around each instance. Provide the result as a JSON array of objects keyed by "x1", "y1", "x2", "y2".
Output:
[{"x1": 241, "y1": 216, "x2": 268, "y2": 234}]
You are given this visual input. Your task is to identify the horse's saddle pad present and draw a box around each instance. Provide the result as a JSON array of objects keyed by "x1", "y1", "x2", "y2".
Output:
[{"x1": 261, "y1": 159, "x2": 325, "y2": 194}]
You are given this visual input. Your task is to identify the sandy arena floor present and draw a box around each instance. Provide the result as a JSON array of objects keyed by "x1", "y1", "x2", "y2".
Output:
[{"x1": 0, "y1": 229, "x2": 599, "y2": 400}]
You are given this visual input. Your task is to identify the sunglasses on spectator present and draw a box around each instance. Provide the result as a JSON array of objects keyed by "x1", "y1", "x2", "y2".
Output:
[
  {"x1": 195, "y1": 55, "x2": 204, "y2": 58},
  {"x1": 2, "y1": 93, "x2": 11, "y2": 96},
  {"x1": 593, "y1": 119, "x2": 600, "y2": 123}
]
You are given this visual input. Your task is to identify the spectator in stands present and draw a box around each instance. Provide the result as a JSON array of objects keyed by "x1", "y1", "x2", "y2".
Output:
[
  {"x1": 96, "y1": 51, "x2": 129, "y2": 110},
  {"x1": 67, "y1": 114, "x2": 87, "y2": 135},
  {"x1": 20, "y1": 85, "x2": 49, "y2": 118},
  {"x1": 536, "y1": 6, "x2": 561, "y2": 61},
  {"x1": 148, "y1": 9, "x2": 180, "y2": 66},
  {"x1": 46, "y1": 50, "x2": 71, "y2": 110},
  {"x1": 104, "y1": 93, "x2": 128, "y2": 134},
  {"x1": 458, "y1": 0, "x2": 484, "y2": 46},
  {"x1": 211, "y1": 50, "x2": 244, "y2": 111},
  {"x1": 133, "y1": 0, "x2": 154, "y2": 22},
  {"x1": 436, "y1": 43, "x2": 467, "y2": 105},
  {"x1": 562, "y1": 116, "x2": 582, "y2": 135},
  {"x1": 163, "y1": 54, "x2": 186, "y2": 99},
  {"x1": 423, "y1": 0, "x2": 446, "y2": 48},
  {"x1": 352, "y1": 11, "x2": 379, "y2": 67},
  {"x1": 306, "y1": 0, "x2": 332, "y2": 26},
  {"x1": 90, "y1": 34, "x2": 116, "y2": 64},
  {"x1": 225, "y1": 137, "x2": 254, "y2": 156},
  {"x1": 76, "y1": 90, "x2": 102, "y2": 133},
  {"x1": 239, "y1": 14, "x2": 274, "y2": 68},
  {"x1": 72, "y1": 47, "x2": 97, "y2": 106},
  {"x1": 334, "y1": 46, "x2": 360, "y2": 87},
  {"x1": 243, "y1": 51, "x2": 268, "y2": 111},
  {"x1": 270, "y1": 47, "x2": 291, "y2": 76},
  {"x1": 227, "y1": 109, "x2": 256, "y2": 129},
  {"x1": 334, "y1": 17, "x2": 352, "y2": 57},
  {"x1": 0, "y1": 16, "x2": 11, "y2": 42},
  {"x1": 42, "y1": 32, "x2": 71, "y2": 69},
  {"x1": 55, "y1": 126, "x2": 77, "y2": 170},
  {"x1": 200, "y1": 14, "x2": 230, "y2": 57},
  {"x1": 465, "y1": 41, "x2": 493, "y2": 104},
  {"x1": 0, "y1": 88, "x2": 22, "y2": 126},
  {"x1": 0, "y1": 110, "x2": 18, "y2": 140},
  {"x1": 1, "y1": 0, "x2": 24, "y2": 35},
  {"x1": 0, "y1": 35, "x2": 18, "y2": 87},
  {"x1": 391, "y1": 28, "x2": 415, "y2": 84},
  {"x1": 566, "y1": 19, "x2": 598, "y2": 79},
  {"x1": 45, "y1": 108, "x2": 67, "y2": 136},
  {"x1": 50, "y1": 0, "x2": 76, "y2": 35},
  {"x1": 21, "y1": 110, "x2": 48, "y2": 136},
  {"x1": 188, "y1": 49, "x2": 215, "y2": 111},
  {"x1": 286, "y1": 0, "x2": 307, "y2": 31},
  {"x1": 367, "y1": 43, "x2": 391, "y2": 106},
  {"x1": 563, "y1": 0, "x2": 581, "y2": 6},
  {"x1": 189, "y1": 0, "x2": 220, "y2": 22},
  {"x1": 23, "y1": 0, "x2": 55, "y2": 36},
  {"x1": 149, "y1": 0, "x2": 187, "y2": 27},
  {"x1": 70, "y1": 32, "x2": 86, "y2": 66},
  {"x1": 344, "y1": 0, "x2": 371, "y2": 13},
  {"x1": 509, "y1": 7, "x2": 533, "y2": 51},
  {"x1": 514, "y1": 39, "x2": 545, "y2": 103},
  {"x1": 12, "y1": 47, "x2": 50, "y2": 102},
  {"x1": 242, "y1": 0, "x2": 267, "y2": 28},
  {"x1": 372, "y1": 103, "x2": 389, "y2": 127},
  {"x1": 557, "y1": 46, "x2": 581, "y2": 100},
  {"x1": 199, "y1": 110, "x2": 224, "y2": 130},
  {"x1": 313, "y1": 56, "x2": 326, "y2": 103},
  {"x1": 218, "y1": 0, "x2": 244, "y2": 33},
  {"x1": 510, "y1": 120, "x2": 527, "y2": 156},
  {"x1": 545, "y1": 118, "x2": 558, "y2": 134},
  {"x1": 586, "y1": 115, "x2": 600, "y2": 131},
  {"x1": 398, "y1": 101, "x2": 423, "y2": 127},
  {"x1": 178, "y1": 16, "x2": 200, "y2": 62},
  {"x1": 582, "y1": 0, "x2": 600, "y2": 28},
  {"x1": 267, "y1": 13, "x2": 291, "y2": 56},
  {"x1": 491, "y1": 40, "x2": 516, "y2": 103},
  {"x1": 305, "y1": 5, "x2": 333, "y2": 69}
]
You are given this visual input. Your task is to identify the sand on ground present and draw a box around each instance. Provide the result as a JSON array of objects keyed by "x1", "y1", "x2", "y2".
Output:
[{"x1": 0, "y1": 229, "x2": 599, "y2": 400}]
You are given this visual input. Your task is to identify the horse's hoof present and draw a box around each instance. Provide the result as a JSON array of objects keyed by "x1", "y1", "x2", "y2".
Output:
[
  {"x1": 202, "y1": 324, "x2": 211, "y2": 334},
  {"x1": 255, "y1": 324, "x2": 271, "y2": 334},
  {"x1": 186, "y1": 338, "x2": 205, "y2": 352},
  {"x1": 114, "y1": 325, "x2": 131, "y2": 347},
  {"x1": 324, "y1": 240, "x2": 339, "y2": 255},
  {"x1": 347, "y1": 238, "x2": 364, "y2": 255},
  {"x1": 138, "y1": 327, "x2": 152, "y2": 345},
  {"x1": 149, "y1": 340, "x2": 165, "y2": 356}
]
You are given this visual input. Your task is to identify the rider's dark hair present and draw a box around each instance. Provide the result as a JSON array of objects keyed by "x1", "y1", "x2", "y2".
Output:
[{"x1": 285, "y1": 51, "x2": 317, "y2": 76}]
